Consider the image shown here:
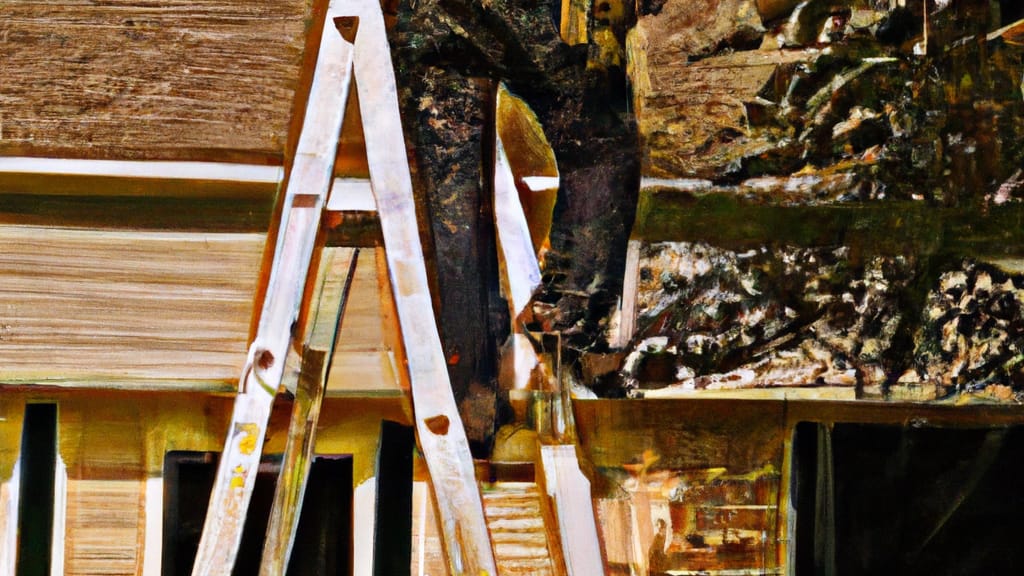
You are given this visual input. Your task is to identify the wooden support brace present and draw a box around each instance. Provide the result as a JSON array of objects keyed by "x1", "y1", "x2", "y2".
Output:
[
  {"x1": 260, "y1": 249, "x2": 359, "y2": 575},
  {"x1": 189, "y1": 9, "x2": 356, "y2": 575}
]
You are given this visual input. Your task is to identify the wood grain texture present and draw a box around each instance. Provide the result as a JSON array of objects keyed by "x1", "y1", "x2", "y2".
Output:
[
  {"x1": 326, "y1": 248, "x2": 403, "y2": 395},
  {"x1": 0, "y1": 225, "x2": 265, "y2": 386},
  {"x1": 481, "y1": 483, "x2": 559, "y2": 576},
  {"x1": 0, "y1": 0, "x2": 313, "y2": 162},
  {"x1": 64, "y1": 479, "x2": 145, "y2": 576}
]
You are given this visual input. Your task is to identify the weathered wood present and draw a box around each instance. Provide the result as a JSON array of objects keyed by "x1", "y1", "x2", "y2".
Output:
[
  {"x1": 349, "y1": 0, "x2": 499, "y2": 572},
  {"x1": 0, "y1": 226, "x2": 264, "y2": 387},
  {"x1": 538, "y1": 446, "x2": 604, "y2": 575},
  {"x1": 481, "y1": 483, "x2": 561, "y2": 576},
  {"x1": 0, "y1": 0, "x2": 314, "y2": 162},
  {"x1": 629, "y1": 48, "x2": 814, "y2": 179},
  {"x1": 190, "y1": 9, "x2": 354, "y2": 574},
  {"x1": 260, "y1": 248, "x2": 357, "y2": 574},
  {"x1": 65, "y1": 479, "x2": 145, "y2": 576}
]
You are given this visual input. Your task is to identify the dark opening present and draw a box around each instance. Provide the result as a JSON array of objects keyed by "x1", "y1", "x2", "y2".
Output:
[
  {"x1": 16, "y1": 403, "x2": 57, "y2": 576},
  {"x1": 289, "y1": 457, "x2": 353, "y2": 576},
  {"x1": 1000, "y1": 0, "x2": 1024, "y2": 25},
  {"x1": 793, "y1": 422, "x2": 1024, "y2": 575},
  {"x1": 162, "y1": 452, "x2": 352, "y2": 576},
  {"x1": 372, "y1": 421, "x2": 414, "y2": 576}
]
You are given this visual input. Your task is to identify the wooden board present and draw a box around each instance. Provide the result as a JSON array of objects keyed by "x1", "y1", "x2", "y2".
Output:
[
  {"x1": 327, "y1": 248, "x2": 404, "y2": 395},
  {"x1": 0, "y1": 225, "x2": 265, "y2": 387},
  {"x1": 64, "y1": 479, "x2": 145, "y2": 576},
  {"x1": 0, "y1": 0, "x2": 315, "y2": 163}
]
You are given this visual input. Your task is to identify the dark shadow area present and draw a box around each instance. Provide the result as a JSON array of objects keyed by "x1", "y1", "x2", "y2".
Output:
[
  {"x1": 16, "y1": 404, "x2": 57, "y2": 576},
  {"x1": 162, "y1": 451, "x2": 352, "y2": 576},
  {"x1": 794, "y1": 422, "x2": 1024, "y2": 575}
]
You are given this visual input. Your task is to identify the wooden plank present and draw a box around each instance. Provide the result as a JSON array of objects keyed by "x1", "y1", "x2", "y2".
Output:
[
  {"x1": 0, "y1": 400, "x2": 23, "y2": 576},
  {"x1": 0, "y1": 226, "x2": 264, "y2": 387},
  {"x1": 348, "y1": 0, "x2": 498, "y2": 572},
  {"x1": 64, "y1": 479, "x2": 145, "y2": 576},
  {"x1": 0, "y1": 158, "x2": 280, "y2": 233},
  {"x1": 0, "y1": 0, "x2": 314, "y2": 163},
  {"x1": 0, "y1": 157, "x2": 281, "y2": 190},
  {"x1": 539, "y1": 446, "x2": 604, "y2": 576},
  {"x1": 0, "y1": 193, "x2": 274, "y2": 234},
  {"x1": 326, "y1": 248, "x2": 403, "y2": 395},
  {"x1": 190, "y1": 8, "x2": 354, "y2": 574},
  {"x1": 260, "y1": 248, "x2": 358, "y2": 574},
  {"x1": 481, "y1": 483, "x2": 560, "y2": 576},
  {"x1": 141, "y1": 477, "x2": 163, "y2": 576}
]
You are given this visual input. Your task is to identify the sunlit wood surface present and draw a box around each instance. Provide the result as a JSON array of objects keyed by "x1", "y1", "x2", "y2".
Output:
[
  {"x1": 0, "y1": 225, "x2": 264, "y2": 387},
  {"x1": 0, "y1": 0, "x2": 314, "y2": 163}
]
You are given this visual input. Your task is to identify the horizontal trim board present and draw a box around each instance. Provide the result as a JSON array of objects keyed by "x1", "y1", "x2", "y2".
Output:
[
  {"x1": 327, "y1": 178, "x2": 375, "y2": 212},
  {"x1": 0, "y1": 194, "x2": 275, "y2": 233},
  {"x1": 0, "y1": 157, "x2": 283, "y2": 185},
  {"x1": 634, "y1": 188, "x2": 1024, "y2": 257}
]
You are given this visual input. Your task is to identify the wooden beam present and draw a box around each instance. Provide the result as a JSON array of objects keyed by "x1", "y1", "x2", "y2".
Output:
[
  {"x1": 1, "y1": 0, "x2": 314, "y2": 163},
  {"x1": 633, "y1": 185, "x2": 1024, "y2": 258},
  {"x1": 346, "y1": 0, "x2": 498, "y2": 572},
  {"x1": 539, "y1": 445, "x2": 605, "y2": 576},
  {"x1": 189, "y1": 8, "x2": 355, "y2": 574},
  {"x1": 260, "y1": 248, "x2": 358, "y2": 574}
]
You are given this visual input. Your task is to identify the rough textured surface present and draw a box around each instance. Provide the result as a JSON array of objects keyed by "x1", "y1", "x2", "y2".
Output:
[
  {"x1": 621, "y1": 242, "x2": 913, "y2": 394},
  {"x1": 0, "y1": 0, "x2": 313, "y2": 162},
  {"x1": 606, "y1": 0, "x2": 1024, "y2": 402},
  {"x1": 905, "y1": 260, "x2": 1024, "y2": 400},
  {"x1": 390, "y1": 0, "x2": 639, "y2": 449},
  {"x1": 630, "y1": 0, "x2": 1024, "y2": 204}
]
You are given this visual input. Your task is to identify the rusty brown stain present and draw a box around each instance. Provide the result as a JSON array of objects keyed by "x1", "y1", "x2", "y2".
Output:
[{"x1": 424, "y1": 414, "x2": 450, "y2": 435}]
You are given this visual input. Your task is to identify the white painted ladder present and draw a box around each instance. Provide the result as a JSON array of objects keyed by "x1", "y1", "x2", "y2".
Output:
[{"x1": 189, "y1": 1, "x2": 497, "y2": 574}]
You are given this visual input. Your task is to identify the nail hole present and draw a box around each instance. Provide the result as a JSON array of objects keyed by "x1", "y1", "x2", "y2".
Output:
[
  {"x1": 256, "y1": 349, "x2": 275, "y2": 371},
  {"x1": 424, "y1": 415, "x2": 450, "y2": 436},
  {"x1": 333, "y1": 16, "x2": 359, "y2": 42}
]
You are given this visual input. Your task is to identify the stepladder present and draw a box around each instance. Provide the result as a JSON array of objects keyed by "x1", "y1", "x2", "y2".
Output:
[{"x1": 189, "y1": 1, "x2": 497, "y2": 574}]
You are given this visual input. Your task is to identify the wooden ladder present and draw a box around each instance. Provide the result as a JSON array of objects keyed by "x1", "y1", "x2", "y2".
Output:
[{"x1": 189, "y1": 1, "x2": 496, "y2": 574}]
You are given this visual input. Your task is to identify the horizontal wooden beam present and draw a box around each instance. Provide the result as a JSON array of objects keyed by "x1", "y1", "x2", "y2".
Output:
[
  {"x1": 0, "y1": 157, "x2": 282, "y2": 188},
  {"x1": 0, "y1": 194, "x2": 275, "y2": 233},
  {"x1": 633, "y1": 186, "x2": 1024, "y2": 257},
  {"x1": 1, "y1": 0, "x2": 313, "y2": 163},
  {"x1": 0, "y1": 157, "x2": 282, "y2": 232}
]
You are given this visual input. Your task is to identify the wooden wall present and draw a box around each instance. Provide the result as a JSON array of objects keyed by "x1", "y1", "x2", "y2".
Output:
[
  {"x1": 0, "y1": 392, "x2": 411, "y2": 574},
  {"x1": 0, "y1": 0, "x2": 317, "y2": 163},
  {"x1": 0, "y1": 226, "x2": 265, "y2": 388}
]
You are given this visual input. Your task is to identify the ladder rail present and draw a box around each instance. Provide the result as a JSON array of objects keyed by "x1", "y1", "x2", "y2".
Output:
[
  {"x1": 345, "y1": 0, "x2": 498, "y2": 573},
  {"x1": 259, "y1": 248, "x2": 359, "y2": 575},
  {"x1": 189, "y1": 11, "x2": 356, "y2": 575}
]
